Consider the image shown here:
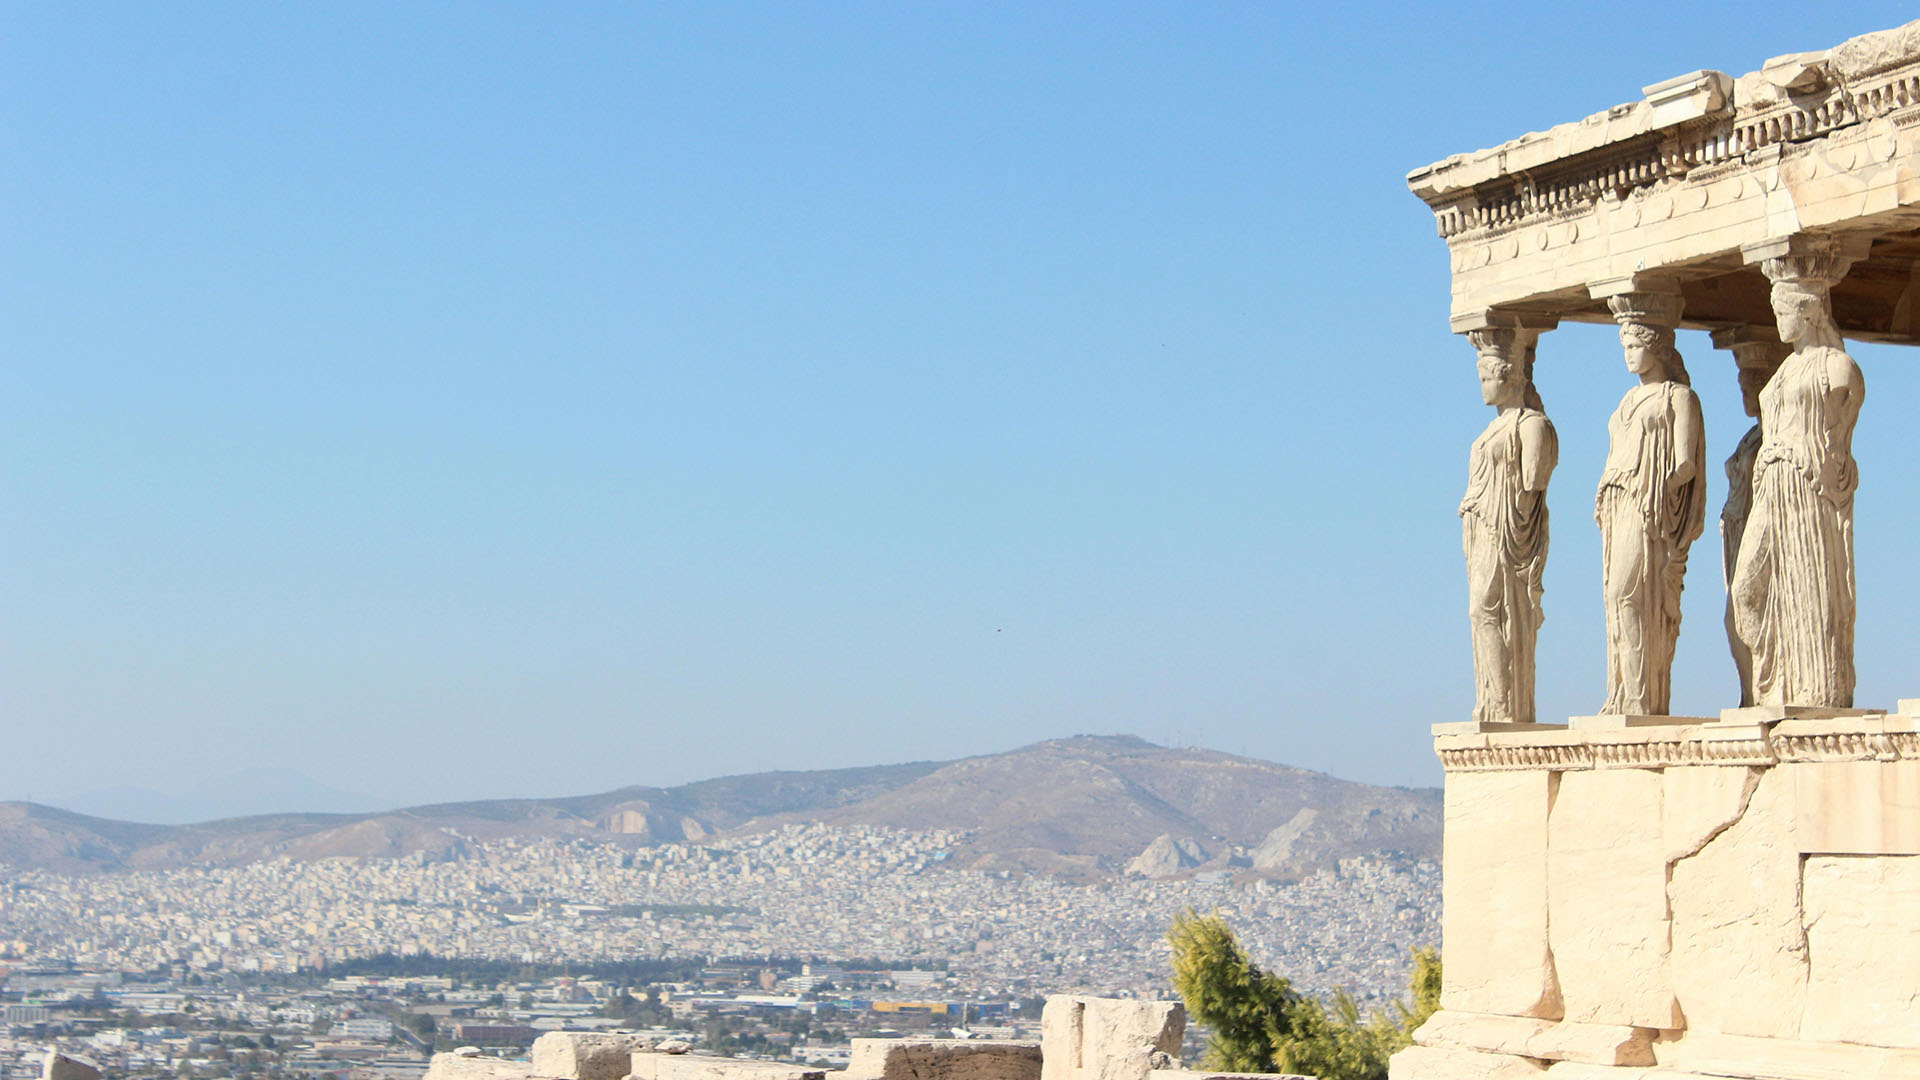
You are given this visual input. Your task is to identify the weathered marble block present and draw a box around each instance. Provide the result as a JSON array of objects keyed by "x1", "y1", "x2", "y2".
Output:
[
  {"x1": 845, "y1": 1039, "x2": 1041, "y2": 1080},
  {"x1": 1436, "y1": 769, "x2": 1559, "y2": 1019},
  {"x1": 425, "y1": 1054, "x2": 551, "y2": 1080},
  {"x1": 627, "y1": 1057, "x2": 823, "y2": 1080},
  {"x1": 533, "y1": 1033, "x2": 656, "y2": 1080},
  {"x1": 1039, "y1": 996, "x2": 1183, "y2": 1080},
  {"x1": 1546, "y1": 769, "x2": 1675, "y2": 1029}
]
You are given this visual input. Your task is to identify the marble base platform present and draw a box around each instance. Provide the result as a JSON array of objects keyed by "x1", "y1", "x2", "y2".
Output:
[{"x1": 1391, "y1": 701, "x2": 1920, "y2": 1079}]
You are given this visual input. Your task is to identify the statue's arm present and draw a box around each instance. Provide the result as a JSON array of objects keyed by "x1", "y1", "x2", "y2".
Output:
[
  {"x1": 1517, "y1": 414, "x2": 1555, "y2": 493},
  {"x1": 1826, "y1": 349, "x2": 1864, "y2": 415},
  {"x1": 1824, "y1": 350, "x2": 1864, "y2": 491},
  {"x1": 1671, "y1": 387, "x2": 1702, "y2": 485}
]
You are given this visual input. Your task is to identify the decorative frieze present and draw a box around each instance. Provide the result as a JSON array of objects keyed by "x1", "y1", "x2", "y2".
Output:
[
  {"x1": 1772, "y1": 730, "x2": 1920, "y2": 763},
  {"x1": 1436, "y1": 716, "x2": 1919, "y2": 772}
]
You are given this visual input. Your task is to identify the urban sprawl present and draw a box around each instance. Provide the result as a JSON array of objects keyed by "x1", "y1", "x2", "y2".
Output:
[{"x1": 2, "y1": 824, "x2": 1438, "y2": 1080}]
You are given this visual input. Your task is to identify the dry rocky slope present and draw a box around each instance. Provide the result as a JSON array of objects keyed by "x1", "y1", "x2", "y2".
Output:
[{"x1": 0, "y1": 735, "x2": 1437, "y2": 878}]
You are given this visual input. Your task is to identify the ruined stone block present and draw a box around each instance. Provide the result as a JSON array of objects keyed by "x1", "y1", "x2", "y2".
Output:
[
  {"x1": 1387, "y1": 1044, "x2": 1547, "y2": 1079},
  {"x1": 1136, "y1": 1060, "x2": 1320, "y2": 1068},
  {"x1": 844, "y1": 1039, "x2": 1040, "y2": 1080},
  {"x1": 629, "y1": 1055, "x2": 822, "y2": 1080},
  {"x1": 1411, "y1": 1011, "x2": 1556, "y2": 1057},
  {"x1": 1658, "y1": 1030, "x2": 1920, "y2": 1078},
  {"x1": 533, "y1": 1033, "x2": 656, "y2": 1080},
  {"x1": 1522, "y1": 1023, "x2": 1653, "y2": 1067},
  {"x1": 1039, "y1": 996, "x2": 1183, "y2": 1080}
]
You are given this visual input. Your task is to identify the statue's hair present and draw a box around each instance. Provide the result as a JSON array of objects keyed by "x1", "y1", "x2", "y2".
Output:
[{"x1": 1521, "y1": 341, "x2": 1545, "y2": 412}]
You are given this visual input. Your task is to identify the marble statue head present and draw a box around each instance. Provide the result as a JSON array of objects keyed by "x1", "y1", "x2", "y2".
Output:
[{"x1": 1617, "y1": 321, "x2": 1690, "y2": 385}]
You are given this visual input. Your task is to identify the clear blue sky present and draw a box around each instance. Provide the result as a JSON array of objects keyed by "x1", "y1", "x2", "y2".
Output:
[{"x1": 5, "y1": 3, "x2": 1918, "y2": 814}]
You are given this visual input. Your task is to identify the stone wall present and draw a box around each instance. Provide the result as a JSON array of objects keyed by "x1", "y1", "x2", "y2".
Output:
[{"x1": 1394, "y1": 707, "x2": 1920, "y2": 1079}]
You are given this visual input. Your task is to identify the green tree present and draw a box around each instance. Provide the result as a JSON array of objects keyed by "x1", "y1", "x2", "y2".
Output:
[
  {"x1": 1166, "y1": 910, "x2": 1303, "y2": 1072},
  {"x1": 1402, "y1": 947, "x2": 1441, "y2": 1026},
  {"x1": 1167, "y1": 910, "x2": 1440, "y2": 1080}
]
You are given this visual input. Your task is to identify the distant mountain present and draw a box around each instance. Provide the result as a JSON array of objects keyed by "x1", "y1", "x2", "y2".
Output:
[
  {"x1": 53, "y1": 769, "x2": 382, "y2": 824},
  {"x1": 0, "y1": 737, "x2": 1437, "y2": 878},
  {"x1": 0, "y1": 758, "x2": 947, "y2": 874},
  {"x1": 747, "y1": 735, "x2": 1438, "y2": 877}
]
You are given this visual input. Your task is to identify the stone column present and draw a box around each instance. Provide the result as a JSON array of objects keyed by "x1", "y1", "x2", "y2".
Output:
[
  {"x1": 1710, "y1": 326, "x2": 1790, "y2": 707},
  {"x1": 1588, "y1": 278, "x2": 1705, "y2": 716},
  {"x1": 1732, "y1": 235, "x2": 1867, "y2": 708},
  {"x1": 1458, "y1": 315, "x2": 1558, "y2": 727}
]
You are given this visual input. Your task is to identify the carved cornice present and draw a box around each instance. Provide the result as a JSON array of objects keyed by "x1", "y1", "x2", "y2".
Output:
[
  {"x1": 1415, "y1": 52, "x2": 1920, "y2": 242},
  {"x1": 1436, "y1": 724, "x2": 1918, "y2": 772},
  {"x1": 1427, "y1": 133, "x2": 1677, "y2": 240}
]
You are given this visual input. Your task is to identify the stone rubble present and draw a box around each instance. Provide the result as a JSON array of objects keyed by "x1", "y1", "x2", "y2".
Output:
[{"x1": 415, "y1": 999, "x2": 1300, "y2": 1080}]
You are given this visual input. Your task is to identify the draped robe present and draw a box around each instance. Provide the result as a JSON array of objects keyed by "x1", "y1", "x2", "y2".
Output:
[
  {"x1": 1721, "y1": 423, "x2": 1763, "y2": 706},
  {"x1": 1596, "y1": 380, "x2": 1707, "y2": 716},
  {"x1": 1462, "y1": 407, "x2": 1557, "y2": 725},
  {"x1": 1732, "y1": 346, "x2": 1862, "y2": 707}
]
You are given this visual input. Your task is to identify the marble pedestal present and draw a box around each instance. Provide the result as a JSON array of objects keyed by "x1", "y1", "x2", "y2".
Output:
[{"x1": 1390, "y1": 701, "x2": 1920, "y2": 1079}]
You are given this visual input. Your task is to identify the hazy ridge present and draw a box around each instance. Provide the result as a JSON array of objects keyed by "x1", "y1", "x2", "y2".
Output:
[{"x1": 0, "y1": 735, "x2": 1437, "y2": 877}]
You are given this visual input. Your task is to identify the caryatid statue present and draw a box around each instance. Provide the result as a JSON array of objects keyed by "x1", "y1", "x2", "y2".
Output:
[
  {"x1": 1711, "y1": 327, "x2": 1790, "y2": 707},
  {"x1": 1595, "y1": 291, "x2": 1706, "y2": 715},
  {"x1": 1732, "y1": 246, "x2": 1865, "y2": 707},
  {"x1": 1461, "y1": 328, "x2": 1558, "y2": 725}
]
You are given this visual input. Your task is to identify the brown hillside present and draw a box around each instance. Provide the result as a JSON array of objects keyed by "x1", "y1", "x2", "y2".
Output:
[{"x1": 0, "y1": 737, "x2": 1437, "y2": 878}]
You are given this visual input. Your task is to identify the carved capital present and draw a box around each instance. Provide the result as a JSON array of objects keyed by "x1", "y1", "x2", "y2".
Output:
[
  {"x1": 1467, "y1": 325, "x2": 1544, "y2": 381},
  {"x1": 1709, "y1": 326, "x2": 1791, "y2": 371},
  {"x1": 1449, "y1": 308, "x2": 1560, "y2": 336},
  {"x1": 1743, "y1": 233, "x2": 1869, "y2": 295},
  {"x1": 1592, "y1": 275, "x2": 1685, "y2": 329},
  {"x1": 1466, "y1": 327, "x2": 1525, "y2": 359},
  {"x1": 1606, "y1": 291, "x2": 1685, "y2": 330}
]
